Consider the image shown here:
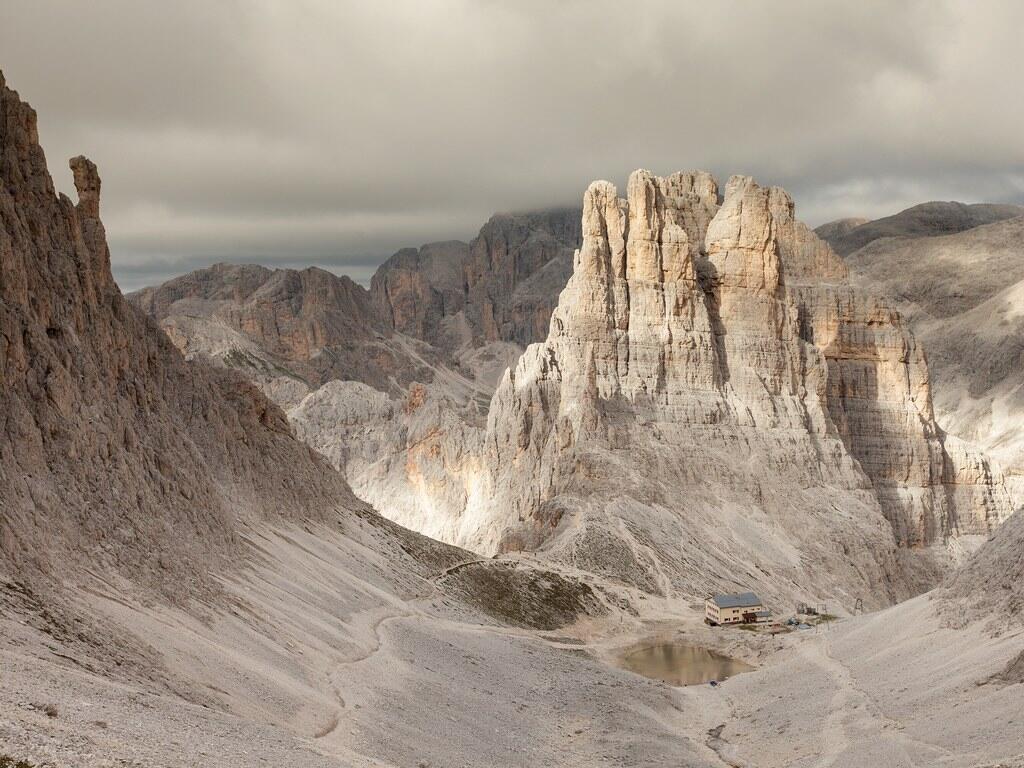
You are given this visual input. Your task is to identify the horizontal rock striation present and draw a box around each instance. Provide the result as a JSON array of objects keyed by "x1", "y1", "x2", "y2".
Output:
[
  {"x1": 448, "y1": 170, "x2": 1011, "y2": 602},
  {"x1": 129, "y1": 262, "x2": 444, "y2": 402},
  {"x1": 819, "y1": 209, "x2": 1024, "y2": 508},
  {"x1": 791, "y1": 283, "x2": 1008, "y2": 547}
]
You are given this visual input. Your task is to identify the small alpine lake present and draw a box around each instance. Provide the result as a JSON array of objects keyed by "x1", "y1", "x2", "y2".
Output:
[{"x1": 618, "y1": 640, "x2": 754, "y2": 686}]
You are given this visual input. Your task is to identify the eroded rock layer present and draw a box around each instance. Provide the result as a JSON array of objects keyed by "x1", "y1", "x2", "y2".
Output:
[
  {"x1": 818, "y1": 208, "x2": 1024, "y2": 507},
  {"x1": 0, "y1": 71, "x2": 365, "y2": 593},
  {"x1": 370, "y1": 209, "x2": 581, "y2": 349},
  {"x1": 128, "y1": 263, "x2": 449, "y2": 404},
  {"x1": 427, "y1": 170, "x2": 1010, "y2": 602}
]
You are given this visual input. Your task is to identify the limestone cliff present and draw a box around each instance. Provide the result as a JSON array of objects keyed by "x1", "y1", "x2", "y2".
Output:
[
  {"x1": 370, "y1": 208, "x2": 581, "y2": 349},
  {"x1": 463, "y1": 209, "x2": 581, "y2": 345},
  {"x1": 474, "y1": 173, "x2": 1010, "y2": 569},
  {"x1": 333, "y1": 171, "x2": 1011, "y2": 606},
  {"x1": 369, "y1": 241, "x2": 470, "y2": 347},
  {"x1": 128, "y1": 263, "x2": 446, "y2": 404},
  {"x1": 819, "y1": 208, "x2": 1024, "y2": 507},
  {"x1": 0, "y1": 70, "x2": 365, "y2": 594}
]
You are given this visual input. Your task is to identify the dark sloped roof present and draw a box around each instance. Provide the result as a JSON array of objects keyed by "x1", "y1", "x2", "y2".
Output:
[{"x1": 709, "y1": 592, "x2": 763, "y2": 609}]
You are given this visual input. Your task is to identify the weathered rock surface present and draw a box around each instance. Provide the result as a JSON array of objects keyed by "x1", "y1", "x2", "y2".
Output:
[
  {"x1": 288, "y1": 171, "x2": 1012, "y2": 608},
  {"x1": 0, "y1": 72, "x2": 381, "y2": 594},
  {"x1": 819, "y1": 208, "x2": 1024, "y2": 507},
  {"x1": 454, "y1": 171, "x2": 1010, "y2": 600},
  {"x1": 787, "y1": 278, "x2": 1009, "y2": 550},
  {"x1": 369, "y1": 240, "x2": 470, "y2": 348},
  {"x1": 370, "y1": 208, "x2": 581, "y2": 349},
  {"x1": 462, "y1": 208, "x2": 581, "y2": 345},
  {"x1": 128, "y1": 262, "x2": 447, "y2": 401}
]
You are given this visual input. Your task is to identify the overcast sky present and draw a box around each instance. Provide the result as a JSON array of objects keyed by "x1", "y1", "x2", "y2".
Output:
[{"x1": 3, "y1": 1, "x2": 1024, "y2": 290}]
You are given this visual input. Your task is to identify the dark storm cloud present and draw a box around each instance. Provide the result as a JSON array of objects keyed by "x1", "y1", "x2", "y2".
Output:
[{"x1": 3, "y1": 0, "x2": 1023, "y2": 290}]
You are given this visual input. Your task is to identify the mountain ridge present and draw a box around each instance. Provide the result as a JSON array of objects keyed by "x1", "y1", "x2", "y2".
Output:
[
  {"x1": 5, "y1": 65, "x2": 1024, "y2": 768},
  {"x1": 817, "y1": 200, "x2": 1024, "y2": 256},
  {"x1": 820, "y1": 205, "x2": 1024, "y2": 506},
  {"x1": 281, "y1": 170, "x2": 1013, "y2": 611},
  {"x1": 0, "y1": 73, "x2": 373, "y2": 598}
]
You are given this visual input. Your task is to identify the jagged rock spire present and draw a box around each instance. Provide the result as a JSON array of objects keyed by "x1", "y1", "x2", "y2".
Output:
[
  {"x1": 470, "y1": 167, "x2": 1010, "y2": 599},
  {"x1": 70, "y1": 155, "x2": 101, "y2": 218}
]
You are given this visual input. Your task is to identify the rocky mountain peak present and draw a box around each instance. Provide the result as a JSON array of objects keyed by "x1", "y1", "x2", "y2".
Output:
[
  {"x1": 70, "y1": 154, "x2": 101, "y2": 218},
  {"x1": 69, "y1": 154, "x2": 113, "y2": 288},
  {"x1": 578, "y1": 169, "x2": 719, "y2": 277},
  {"x1": 0, "y1": 71, "x2": 361, "y2": 593},
  {"x1": 818, "y1": 200, "x2": 1024, "y2": 256},
  {"x1": 370, "y1": 207, "x2": 582, "y2": 350},
  {"x1": 461, "y1": 169, "x2": 1011, "y2": 598}
]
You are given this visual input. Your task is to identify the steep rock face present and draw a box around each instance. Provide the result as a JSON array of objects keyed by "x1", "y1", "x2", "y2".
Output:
[
  {"x1": 129, "y1": 263, "x2": 442, "y2": 402},
  {"x1": 485, "y1": 172, "x2": 1008, "y2": 542},
  {"x1": 463, "y1": 208, "x2": 581, "y2": 345},
  {"x1": 457, "y1": 171, "x2": 899, "y2": 604},
  {"x1": 822, "y1": 210, "x2": 1024, "y2": 506},
  {"x1": 288, "y1": 172, "x2": 1012, "y2": 605},
  {"x1": 780, "y1": 207, "x2": 1013, "y2": 547},
  {"x1": 370, "y1": 208, "x2": 581, "y2": 351},
  {"x1": 0, "y1": 71, "x2": 363, "y2": 592},
  {"x1": 791, "y1": 284, "x2": 1008, "y2": 547},
  {"x1": 370, "y1": 240, "x2": 470, "y2": 347},
  {"x1": 448, "y1": 171, "x2": 1010, "y2": 601}
]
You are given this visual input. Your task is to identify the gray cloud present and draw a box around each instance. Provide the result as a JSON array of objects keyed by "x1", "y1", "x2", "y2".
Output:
[{"x1": 3, "y1": 0, "x2": 1023, "y2": 290}]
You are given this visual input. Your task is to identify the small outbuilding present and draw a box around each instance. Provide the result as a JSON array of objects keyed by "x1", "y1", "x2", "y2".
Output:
[{"x1": 705, "y1": 592, "x2": 765, "y2": 626}]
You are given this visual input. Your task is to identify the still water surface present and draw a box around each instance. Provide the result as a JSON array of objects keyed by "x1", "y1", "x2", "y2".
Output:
[{"x1": 620, "y1": 641, "x2": 754, "y2": 686}]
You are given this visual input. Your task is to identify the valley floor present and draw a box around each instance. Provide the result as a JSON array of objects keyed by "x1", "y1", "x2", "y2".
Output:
[
  {"x1": 682, "y1": 596, "x2": 1024, "y2": 767},
  {"x1": 2, "y1": 529, "x2": 1023, "y2": 768}
]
